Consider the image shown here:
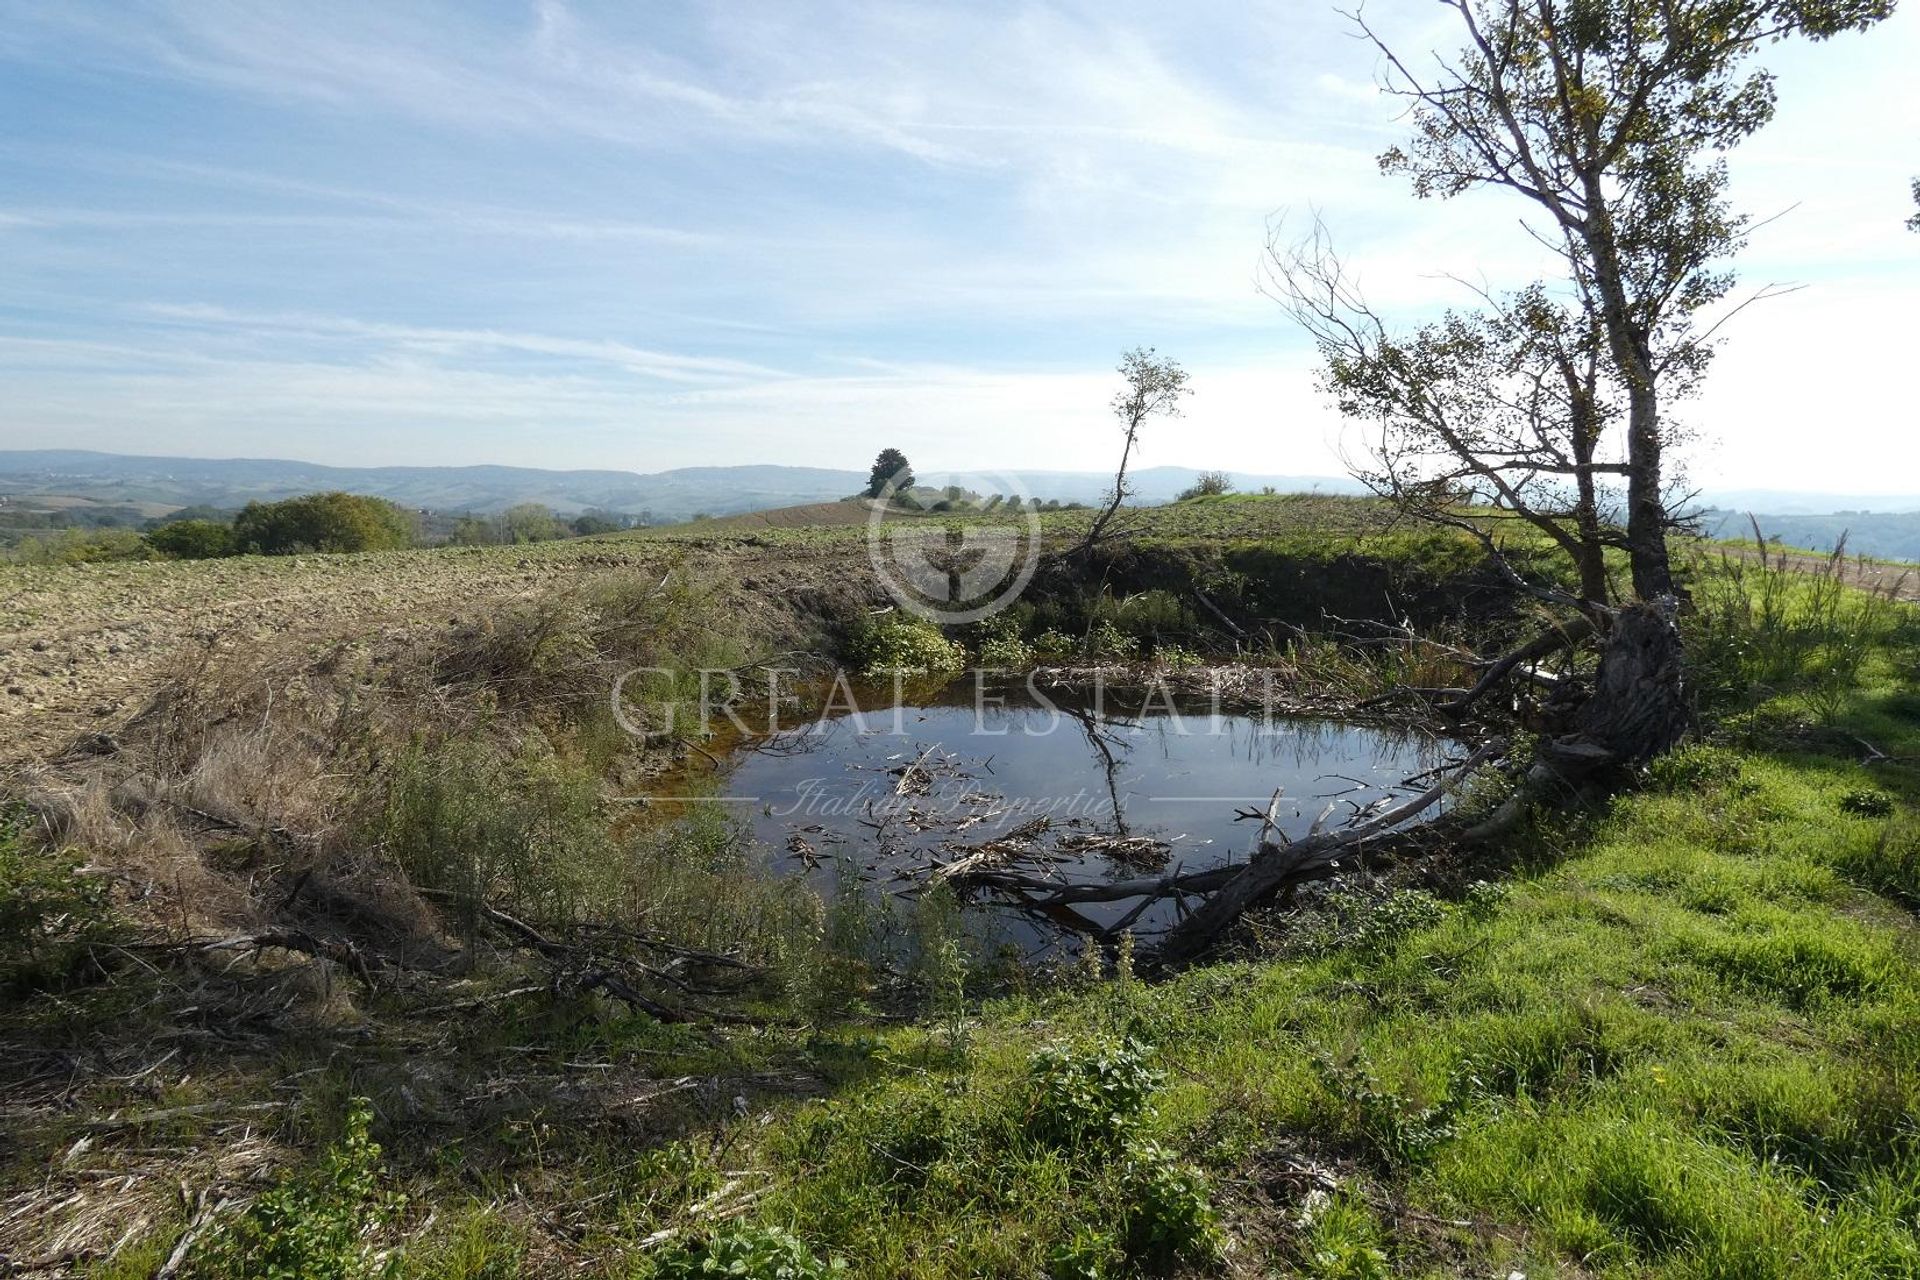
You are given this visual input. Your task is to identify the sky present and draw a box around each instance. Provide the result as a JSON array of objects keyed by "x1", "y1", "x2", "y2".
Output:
[{"x1": 0, "y1": 0, "x2": 1915, "y2": 493}]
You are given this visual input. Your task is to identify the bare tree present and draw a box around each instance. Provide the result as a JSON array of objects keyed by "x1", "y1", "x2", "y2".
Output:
[
  {"x1": 1077, "y1": 347, "x2": 1191, "y2": 556},
  {"x1": 1272, "y1": 225, "x2": 1626, "y2": 610},
  {"x1": 1357, "y1": 0, "x2": 1893, "y2": 601}
]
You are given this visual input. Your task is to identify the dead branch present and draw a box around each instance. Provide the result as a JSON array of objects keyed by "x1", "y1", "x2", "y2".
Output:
[
  {"x1": 1438, "y1": 615, "x2": 1595, "y2": 715},
  {"x1": 1154, "y1": 739, "x2": 1507, "y2": 966},
  {"x1": 198, "y1": 929, "x2": 378, "y2": 987}
]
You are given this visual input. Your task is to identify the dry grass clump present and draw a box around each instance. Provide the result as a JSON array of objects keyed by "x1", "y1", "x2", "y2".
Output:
[{"x1": 1, "y1": 560, "x2": 840, "y2": 990}]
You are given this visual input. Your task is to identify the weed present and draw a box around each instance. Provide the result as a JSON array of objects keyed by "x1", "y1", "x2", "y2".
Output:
[
  {"x1": 1315, "y1": 1052, "x2": 1456, "y2": 1167},
  {"x1": 1297, "y1": 886, "x2": 1448, "y2": 957},
  {"x1": 1828, "y1": 814, "x2": 1920, "y2": 905},
  {"x1": 1151, "y1": 642, "x2": 1203, "y2": 670},
  {"x1": 1300, "y1": 1192, "x2": 1390, "y2": 1280},
  {"x1": 1044, "y1": 1225, "x2": 1121, "y2": 1279},
  {"x1": 1114, "y1": 1140, "x2": 1221, "y2": 1268},
  {"x1": 1840, "y1": 788, "x2": 1896, "y2": 818},
  {"x1": 1032, "y1": 629, "x2": 1077, "y2": 658},
  {"x1": 1084, "y1": 621, "x2": 1140, "y2": 660},
  {"x1": 1023, "y1": 1037, "x2": 1164, "y2": 1150},
  {"x1": 371, "y1": 737, "x2": 615, "y2": 931},
  {"x1": 651, "y1": 1225, "x2": 841, "y2": 1280},
  {"x1": 190, "y1": 1098, "x2": 403, "y2": 1280},
  {"x1": 0, "y1": 807, "x2": 109, "y2": 990},
  {"x1": 844, "y1": 617, "x2": 966, "y2": 677}
]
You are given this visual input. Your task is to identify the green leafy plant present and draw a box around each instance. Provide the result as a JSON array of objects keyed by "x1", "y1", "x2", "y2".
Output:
[
  {"x1": 844, "y1": 617, "x2": 966, "y2": 677},
  {"x1": 1045, "y1": 1225, "x2": 1121, "y2": 1279},
  {"x1": 1840, "y1": 788, "x2": 1896, "y2": 819},
  {"x1": 977, "y1": 633, "x2": 1035, "y2": 668},
  {"x1": 1085, "y1": 621, "x2": 1139, "y2": 660},
  {"x1": 1315, "y1": 1053, "x2": 1455, "y2": 1167},
  {"x1": 1152, "y1": 642, "x2": 1202, "y2": 670},
  {"x1": 1115, "y1": 1140, "x2": 1221, "y2": 1268},
  {"x1": 0, "y1": 810, "x2": 108, "y2": 989},
  {"x1": 653, "y1": 1225, "x2": 841, "y2": 1280},
  {"x1": 1032, "y1": 629, "x2": 1076, "y2": 659},
  {"x1": 192, "y1": 1098, "x2": 403, "y2": 1280},
  {"x1": 1023, "y1": 1037, "x2": 1163, "y2": 1149}
]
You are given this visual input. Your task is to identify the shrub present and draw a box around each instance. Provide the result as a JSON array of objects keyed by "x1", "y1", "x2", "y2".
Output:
[
  {"x1": 1115, "y1": 1140, "x2": 1221, "y2": 1268},
  {"x1": 844, "y1": 617, "x2": 965, "y2": 677},
  {"x1": 1033, "y1": 629, "x2": 1076, "y2": 659},
  {"x1": 976, "y1": 634, "x2": 1034, "y2": 667},
  {"x1": 1646, "y1": 744, "x2": 1745, "y2": 793},
  {"x1": 1086, "y1": 621, "x2": 1139, "y2": 660},
  {"x1": 1174, "y1": 471, "x2": 1233, "y2": 501},
  {"x1": 145, "y1": 518, "x2": 236, "y2": 559},
  {"x1": 1303, "y1": 887, "x2": 1447, "y2": 956},
  {"x1": 232, "y1": 492, "x2": 416, "y2": 555},
  {"x1": 191, "y1": 1098, "x2": 403, "y2": 1280},
  {"x1": 371, "y1": 738, "x2": 615, "y2": 929},
  {"x1": 1839, "y1": 788, "x2": 1896, "y2": 819},
  {"x1": 6, "y1": 528, "x2": 155, "y2": 564},
  {"x1": 1300, "y1": 1192, "x2": 1390, "y2": 1279},
  {"x1": 1152, "y1": 642, "x2": 1202, "y2": 670},
  {"x1": 1315, "y1": 1052, "x2": 1455, "y2": 1167}
]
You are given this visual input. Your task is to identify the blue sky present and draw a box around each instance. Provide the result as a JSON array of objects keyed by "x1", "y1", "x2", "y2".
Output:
[{"x1": 0, "y1": 0, "x2": 1914, "y2": 491}]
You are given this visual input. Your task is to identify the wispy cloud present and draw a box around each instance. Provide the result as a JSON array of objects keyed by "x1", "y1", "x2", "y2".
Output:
[{"x1": 0, "y1": 0, "x2": 1911, "y2": 491}]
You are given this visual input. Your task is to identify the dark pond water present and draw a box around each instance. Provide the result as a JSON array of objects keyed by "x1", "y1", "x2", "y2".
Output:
[{"x1": 697, "y1": 680, "x2": 1452, "y2": 944}]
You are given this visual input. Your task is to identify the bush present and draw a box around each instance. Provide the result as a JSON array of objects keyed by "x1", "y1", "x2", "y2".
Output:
[
  {"x1": 6, "y1": 528, "x2": 155, "y2": 565},
  {"x1": 1032, "y1": 629, "x2": 1076, "y2": 659},
  {"x1": 371, "y1": 738, "x2": 615, "y2": 929},
  {"x1": 146, "y1": 518, "x2": 236, "y2": 559},
  {"x1": 1152, "y1": 642, "x2": 1202, "y2": 670},
  {"x1": 1839, "y1": 788, "x2": 1896, "y2": 819},
  {"x1": 1174, "y1": 471, "x2": 1233, "y2": 501},
  {"x1": 232, "y1": 492, "x2": 416, "y2": 555},
  {"x1": 1086, "y1": 621, "x2": 1140, "y2": 660},
  {"x1": 844, "y1": 617, "x2": 966, "y2": 677},
  {"x1": 191, "y1": 1098, "x2": 403, "y2": 1280}
]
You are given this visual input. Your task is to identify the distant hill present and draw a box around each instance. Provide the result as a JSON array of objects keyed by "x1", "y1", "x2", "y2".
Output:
[
  {"x1": 0, "y1": 451, "x2": 1364, "y2": 523},
  {"x1": 14, "y1": 452, "x2": 1908, "y2": 558},
  {"x1": 1699, "y1": 508, "x2": 1920, "y2": 563}
]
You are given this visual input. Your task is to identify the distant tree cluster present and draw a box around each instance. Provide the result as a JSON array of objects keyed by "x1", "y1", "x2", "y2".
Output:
[{"x1": 450, "y1": 503, "x2": 638, "y2": 545}]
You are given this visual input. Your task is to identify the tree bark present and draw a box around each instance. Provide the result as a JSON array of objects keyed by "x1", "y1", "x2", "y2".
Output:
[{"x1": 1562, "y1": 599, "x2": 1689, "y2": 766}]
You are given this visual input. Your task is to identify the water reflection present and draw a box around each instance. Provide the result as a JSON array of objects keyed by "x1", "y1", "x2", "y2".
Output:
[{"x1": 707, "y1": 679, "x2": 1450, "y2": 940}]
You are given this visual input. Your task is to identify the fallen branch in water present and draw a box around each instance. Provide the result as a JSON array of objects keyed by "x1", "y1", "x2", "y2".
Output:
[{"x1": 1154, "y1": 738, "x2": 1508, "y2": 966}]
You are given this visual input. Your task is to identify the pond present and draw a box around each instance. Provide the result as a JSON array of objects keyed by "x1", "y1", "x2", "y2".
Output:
[{"x1": 651, "y1": 676, "x2": 1454, "y2": 948}]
